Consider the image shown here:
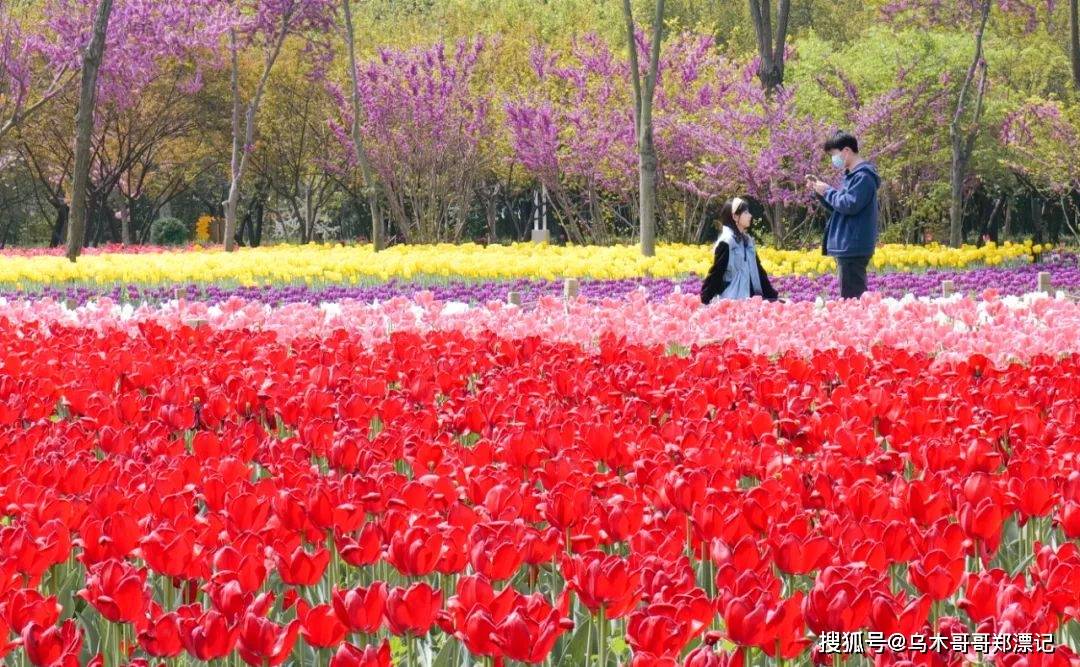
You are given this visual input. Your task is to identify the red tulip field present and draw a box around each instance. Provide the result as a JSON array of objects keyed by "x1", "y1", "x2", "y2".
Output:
[{"x1": 0, "y1": 303, "x2": 1078, "y2": 666}]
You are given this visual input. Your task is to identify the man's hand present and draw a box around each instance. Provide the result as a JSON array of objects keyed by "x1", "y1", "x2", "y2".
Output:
[{"x1": 806, "y1": 178, "x2": 829, "y2": 197}]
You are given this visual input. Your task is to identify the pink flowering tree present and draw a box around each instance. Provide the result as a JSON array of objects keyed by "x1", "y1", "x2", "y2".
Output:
[
  {"x1": 684, "y1": 57, "x2": 825, "y2": 247},
  {"x1": 0, "y1": 7, "x2": 74, "y2": 140},
  {"x1": 330, "y1": 38, "x2": 492, "y2": 244},
  {"x1": 36, "y1": 0, "x2": 229, "y2": 260},
  {"x1": 507, "y1": 33, "x2": 823, "y2": 245},
  {"x1": 38, "y1": 0, "x2": 227, "y2": 107},
  {"x1": 506, "y1": 34, "x2": 636, "y2": 244}
]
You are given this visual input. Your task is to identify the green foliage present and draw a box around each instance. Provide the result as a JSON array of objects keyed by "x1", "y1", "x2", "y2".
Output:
[{"x1": 149, "y1": 217, "x2": 190, "y2": 246}]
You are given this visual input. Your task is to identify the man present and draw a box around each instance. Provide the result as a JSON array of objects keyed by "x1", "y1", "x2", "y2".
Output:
[{"x1": 806, "y1": 131, "x2": 881, "y2": 299}]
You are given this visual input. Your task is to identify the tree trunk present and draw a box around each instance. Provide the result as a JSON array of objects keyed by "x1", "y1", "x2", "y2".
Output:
[
  {"x1": 122, "y1": 199, "x2": 135, "y2": 245},
  {"x1": 237, "y1": 210, "x2": 251, "y2": 248},
  {"x1": 1032, "y1": 196, "x2": 1045, "y2": 244},
  {"x1": 1070, "y1": 0, "x2": 1080, "y2": 91},
  {"x1": 303, "y1": 185, "x2": 316, "y2": 243},
  {"x1": 484, "y1": 190, "x2": 498, "y2": 241},
  {"x1": 948, "y1": 0, "x2": 991, "y2": 248},
  {"x1": 0, "y1": 214, "x2": 12, "y2": 249},
  {"x1": 770, "y1": 202, "x2": 786, "y2": 245},
  {"x1": 948, "y1": 156, "x2": 968, "y2": 247},
  {"x1": 342, "y1": 0, "x2": 386, "y2": 250},
  {"x1": 66, "y1": 0, "x2": 113, "y2": 262},
  {"x1": 984, "y1": 195, "x2": 1003, "y2": 243},
  {"x1": 253, "y1": 198, "x2": 264, "y2": 246},
  {"x1": 1003, "y1": 197, "x2": 1012, "y2": 239},
  {"x1": 1064, "y1": 193, "x2": 1080, "y2": 241},
  {"x1": 622, "y1": 0, "x2": 665, "y2": 257},
  {"x1": 225, "y1": 27, "x2": 288, "y2": 252},
  {"x1": 224, "y1": 32, "x2": 244, "y2": 253},
  {"x1": 50, "y1": 202, "x2": 69, "y2": 247},
  {"x1": 748, "y1": 0, "x2": 791, "y2": 93}
]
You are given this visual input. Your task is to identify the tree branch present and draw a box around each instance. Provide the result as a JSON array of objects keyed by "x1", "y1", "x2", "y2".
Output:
[{"x1": 621, "y1": 0, "x2": 643, "y2": 140}]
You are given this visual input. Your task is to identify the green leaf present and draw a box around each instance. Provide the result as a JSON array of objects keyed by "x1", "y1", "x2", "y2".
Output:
[
  {"x1": 432, "y1": 637, "x2": 456, "y2": 667},
  {"x1": 390, "y1": 636, "x2": 408, "y2": 662},
  {"x1": 608, "y1": 636, "x2": 629, "y2": 656},
  {"x1": 557, "y1": 621, "x2": 591, "y2": 667}
]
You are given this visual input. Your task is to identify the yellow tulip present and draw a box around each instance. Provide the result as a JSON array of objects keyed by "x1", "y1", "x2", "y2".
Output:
[{"x1": 0, "y1": 241, "x2": 1040, "y2": 287}]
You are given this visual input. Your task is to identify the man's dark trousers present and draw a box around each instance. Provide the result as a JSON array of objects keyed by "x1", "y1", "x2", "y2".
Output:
[{"x1": 836, "y1": 256, "x2": 871, "y2": 299}]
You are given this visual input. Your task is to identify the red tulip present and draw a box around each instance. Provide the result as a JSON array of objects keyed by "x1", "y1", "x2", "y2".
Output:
[
  {"x1": 78, "y1": 559, "x2": 148, "y2": 625},
  {"x1": 627, "y1": 603, "x2": 697, "y2": 661},
  {"x1": 387, "y1": 524, "x2": 442, "y2": 576},
  {"x1": 275, "y1": 545, "x2": 330, "y2": 587},
  {"x1": 238, "y1": 614, "x2": 299, "y2": 666},
  {"x1": 77, "y1": 513, "x2": 141, "y2": 565},
  {"x1": 455, "y1": 606, "x2": 500, "y2": 657},
  {"x1": 640, "y1": 556, "x2": 695, "y2": 601},
  {"x1": 338, "y1": 522, "x2": 383, "y2": 567},
  {"x1": 138, "y1": 611, "x2": 184, "y2": 658},
  {"x1": 522, "y1": 527, "x2": 562, "y2": 565},
  {"x1": 436, "y1": 524, "x2": 470, "y2": 575},
  {"x1": 542, "y1": 481, "x2": 591, "y2": 530},
  {"x1": 909, "y1": 549, "x2": 965, "y2": 600},
  {"x1": 22, "y1": 620, "x2": 82, "y2": 667},
  {"x1": 178, "y1": 605, "x2": 237, "y2": 661},
  {"x1": 803, "y1": 565, "x2": 878, "y2": 634},
  {"x1": 761, "y1": 593, "x2": 810, "y2": 660},
  {"x1": 771, "y1": 517, "x2": 831, "y2": 575},
  {"x1": 870, "y1": 592, "x2": 931, "y2": 637},
  {"x1": 1059, "y1": 502, "x2": 1080, "y2": 539},
  {"x1": 141, "y1": 526, "x2": 198, "y2": 579},
  {"x1": 722, "y1": 595, "x2": 767, "y2": 647},
  {"x1": 329, "y1": 640, "x2": 392, "y2": 667},
  {"x1": 959, "y1": 497, "x2": 1005, "y2": 549},
  {"x1": 602, "y1": 496, "x2": 644, "y2": 543},
  {"x1": 333, "y1": 583, "x2": 387, "y2": 634},
  {"x1": 494, "y1": 592, "x2": 569, "y2": 663},
  {"x1": 469, "y1": 522, "x2": 526, "y2": 581},
  {"x1": 563, "y1": 550, "x2": 640, "y2": 619},
  {"x1": 0, "y1": 616, "x2": 15, "y2": 658},
  {"x1": 212, "y1": 546, "x2": 267, "y2": 594},
  {"x1": 1009, "y1": 476, "x2": 1056, "y2": 521},
  {"x1": 206, "y1": 579, "x2": 252, "y2": 624},
  {"x1": 684, "y1": 645, "x2": 744, "y2": 667},
  {"x1": 1031, "y1": 543, "x2": 1080, "y2": 618},
  {"x1": 1, "y1": 588, "x2": 61, "y2": 634},
  {"x1": 448, "y1": 576, "x2": 540, "y2": 659},
  {"x1": 384, "y1": 583, "x2": 442, "y2": 636},
  {"x1": 297, "y1": 600, "x2": 347, "y2": 648}
]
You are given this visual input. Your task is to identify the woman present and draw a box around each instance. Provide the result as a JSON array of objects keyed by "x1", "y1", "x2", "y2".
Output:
[{"x1": 700, "y1": 197, "x2": 779, "y2": 304}]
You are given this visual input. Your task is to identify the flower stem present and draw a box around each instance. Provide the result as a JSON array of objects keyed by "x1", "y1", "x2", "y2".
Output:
[{"x1": 598, "y1": 605, "x2": 607, "y2": 667}]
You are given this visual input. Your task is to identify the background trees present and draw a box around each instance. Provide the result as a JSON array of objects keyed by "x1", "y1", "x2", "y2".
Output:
[{"x1": 0, "y1": 0, "x2": 1077, "y2": 251}]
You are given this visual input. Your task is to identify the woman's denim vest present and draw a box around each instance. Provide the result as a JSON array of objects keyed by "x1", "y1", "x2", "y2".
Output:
[{"x1": 713, "y1": 226, "x2": 763, "y2": 300}]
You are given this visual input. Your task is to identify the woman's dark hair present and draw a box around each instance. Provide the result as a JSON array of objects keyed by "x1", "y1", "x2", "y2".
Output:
[
  {"x1": 717, "y1": 197, "x2": 751, "y2": 244},
  {"x1": 823, "y1": 130, "x2": 859, "y2": 154}
]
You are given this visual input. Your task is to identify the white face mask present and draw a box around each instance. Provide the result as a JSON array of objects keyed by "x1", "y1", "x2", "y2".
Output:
[{"x1": 831, "y1": 153, "x2": 845, "y2": 169}]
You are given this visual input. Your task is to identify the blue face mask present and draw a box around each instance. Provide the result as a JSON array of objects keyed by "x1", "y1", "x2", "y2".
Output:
[{"x1": 831, "y1": 153, "x2": 845, "y2": 169}]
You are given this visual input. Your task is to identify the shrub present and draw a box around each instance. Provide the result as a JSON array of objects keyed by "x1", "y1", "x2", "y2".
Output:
[{"x1": 149, "y1": 217, "x2": 190, "y2": 246}]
